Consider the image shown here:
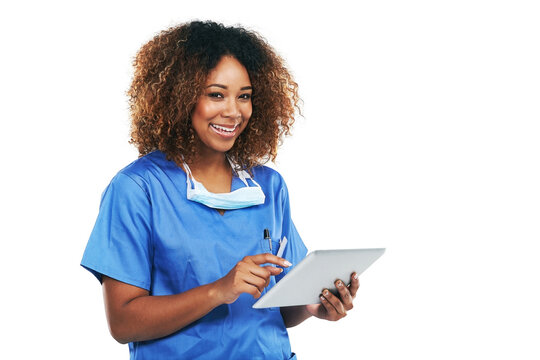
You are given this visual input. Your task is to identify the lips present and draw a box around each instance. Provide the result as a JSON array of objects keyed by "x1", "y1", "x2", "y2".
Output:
[{"x1": 210, "y1": 123, "x2": 240, "y2": 138}]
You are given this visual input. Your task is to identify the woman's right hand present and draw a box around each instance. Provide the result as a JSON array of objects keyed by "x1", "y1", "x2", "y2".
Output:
[{"x1": 212, "y1": 253, "x2": 291, "y2": 304}]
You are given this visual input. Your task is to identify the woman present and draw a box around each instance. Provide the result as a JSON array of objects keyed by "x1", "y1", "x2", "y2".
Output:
[{"x1": 81, "y1": 20, "x2": 359, "y2": 359}]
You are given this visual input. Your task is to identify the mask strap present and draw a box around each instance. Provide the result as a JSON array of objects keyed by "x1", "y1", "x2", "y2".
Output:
[
  {"x1": 236, "y1": 168, "x2": 262, "y2": 189},
  {"x1": 182, "y1": 161, "x2": 196, "y2": 188},
  {"x1": 227, "y1": 156, "x2": 251, "y2": 187},
  {"x1": 238, "y1": 172, "x2": 249, "y2": 187},
  {"x1": 184, "y1": 156, "x2": 260, "y2": 188},
  {"x1": 246, "y1": 176, "x2": 262, "y2": 188}
]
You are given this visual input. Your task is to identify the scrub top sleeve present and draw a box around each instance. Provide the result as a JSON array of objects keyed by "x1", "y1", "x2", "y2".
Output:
[
  {"x1": 275, "y1": 181, "x2": 308, "y2": 283},
  {"x1": 81, "y1": 173, "x2": 153, "y2": 291}
]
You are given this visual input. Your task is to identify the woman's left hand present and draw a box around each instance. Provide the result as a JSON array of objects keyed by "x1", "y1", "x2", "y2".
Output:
[{"x1": 306, "y1": 272, "x2": 359, "y2": 321}]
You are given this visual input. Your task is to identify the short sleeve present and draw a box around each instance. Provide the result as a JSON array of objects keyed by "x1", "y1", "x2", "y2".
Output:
[
  {"x1": 275, "y1": 180, "x2": 308, "y2": 283},
  {"x1": 81, "y1": 173, "x2": 153, "y2": 290}
]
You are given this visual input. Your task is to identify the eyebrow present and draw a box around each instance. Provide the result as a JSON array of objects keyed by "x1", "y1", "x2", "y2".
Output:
[{"x1": 206, "y1": 84, "x2": 252, "y2": 91}]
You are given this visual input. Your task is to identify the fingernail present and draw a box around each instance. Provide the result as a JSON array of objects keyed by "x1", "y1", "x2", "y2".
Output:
[
  {"x1": 337, "y1": 281, "x2": 343, "y2": 287},
  {"x1": 354, "y1": 273, "x2": 359, "y2": 280},
  {"x1": 324, "y1": 290, "x2": 329, "y2": 296},
  {"x1": 320, "y1": 295, "x2": 325, "y2": 301},
  {"x1": 283, "y1": 260, "x2": 292, "y2": 267}
]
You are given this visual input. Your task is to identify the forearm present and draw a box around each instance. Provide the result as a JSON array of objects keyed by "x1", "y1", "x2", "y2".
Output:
[
  {"x1": 280, "y1": 305, "x2": 312, "y2": 328},
  {"x1": 103, "y1": 254, "x2": 289, "y2": 343},
  {"x1": 105, "y1": 282, "x2": 223, "y2": 343}
]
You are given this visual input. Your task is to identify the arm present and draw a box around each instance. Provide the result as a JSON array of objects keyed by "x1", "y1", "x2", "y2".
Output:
[
  {"x1": 103, "y1": 254, "x2": 290, "y2": 344},
  {"x1": 103, "y1": 276, "x2": 221, "y2": 343},
  {"x1": 280, "y1": 272, "x2": 360, "y2": 328},
  {"x1": 280, "y1": 305, "x2": 313, "y2": 328}
]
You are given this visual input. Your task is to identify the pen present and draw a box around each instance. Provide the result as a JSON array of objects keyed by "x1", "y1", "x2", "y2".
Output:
[
  {"x1": 276, "y1": 236, "x2": 288, "y2": 258},
  {"x1": 264, "y1": 228, "x2": 272, "y2": 252}
]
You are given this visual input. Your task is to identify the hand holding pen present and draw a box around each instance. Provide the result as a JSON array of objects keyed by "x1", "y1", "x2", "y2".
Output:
[{"x1": 213, "y1": 229, "x2": 290, "y2": 305}]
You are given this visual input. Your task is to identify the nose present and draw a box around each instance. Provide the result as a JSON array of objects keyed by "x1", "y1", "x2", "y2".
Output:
[{"x1": 222, "y1": 98, "x2": 241, "y2": 120}]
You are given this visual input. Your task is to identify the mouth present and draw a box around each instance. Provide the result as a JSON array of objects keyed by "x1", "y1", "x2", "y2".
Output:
[{"x1": 210, "y1": 123, "x2": 240, "y2": 138}]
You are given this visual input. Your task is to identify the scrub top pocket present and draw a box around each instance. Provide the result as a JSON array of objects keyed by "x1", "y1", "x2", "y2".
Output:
[{"x1": 260, "y1": 237, "x2": 281, "y2": 256}]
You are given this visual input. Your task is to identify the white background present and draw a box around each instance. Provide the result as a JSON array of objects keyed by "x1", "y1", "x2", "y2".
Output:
[{"x1": 1, "y1": 0, "x2": 539, "y2": 358}]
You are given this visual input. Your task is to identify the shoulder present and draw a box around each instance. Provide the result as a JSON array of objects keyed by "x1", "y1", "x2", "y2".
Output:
[
  {"x1": 108, "y1": 151, "x2": 176, "y2": 195},
  {"x1": 251, "y1": 165, "x2": 286, "y2": 186},
  {"x1": 117, "y1": 151, "x2": 173, "y2": 181},
  {"x1": 251, "y1": 165, "x2": 291, "y2": 202},
  {"x1": 118, "y1": 150, "x2": 169, "y2": 175}
]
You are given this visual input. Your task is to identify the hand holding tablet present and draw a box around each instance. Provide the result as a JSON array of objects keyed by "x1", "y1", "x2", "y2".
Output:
[
  {"x1": 305, "y1": 271, "x2": 361, "y2": 321},
  {"x1": 253, "y1": 248, "x2": 385, "y2": 309}
]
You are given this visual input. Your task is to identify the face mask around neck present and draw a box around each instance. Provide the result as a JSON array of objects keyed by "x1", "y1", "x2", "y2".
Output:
[{"x1": 182, "y1": 158, "x2": 265, "y2": 210}]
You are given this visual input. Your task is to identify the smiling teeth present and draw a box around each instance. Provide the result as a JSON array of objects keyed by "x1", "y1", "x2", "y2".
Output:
[{"x1": 211, "y1": 124, "x2": 237, "y2": 132}]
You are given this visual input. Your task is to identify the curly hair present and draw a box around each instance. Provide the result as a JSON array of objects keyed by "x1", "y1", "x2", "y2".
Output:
[{"x1": 128, "y1": 20, "x2": 300, "y2": 169}]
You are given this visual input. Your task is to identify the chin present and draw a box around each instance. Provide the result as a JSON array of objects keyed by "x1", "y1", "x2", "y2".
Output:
[{"x1": 206, "y1": 140, "x2": 237, "y2": 154}]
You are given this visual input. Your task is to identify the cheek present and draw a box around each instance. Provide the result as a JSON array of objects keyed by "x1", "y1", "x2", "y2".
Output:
[
  {"x1": 240, "y1": 108, "x2": 252, "y2": 133},
  {"x1": 193, "y1": 99, "x2": 220, "y2": 121},
  {"x1": 242, "y1": 104, "x2": 253, "y2": 120}
]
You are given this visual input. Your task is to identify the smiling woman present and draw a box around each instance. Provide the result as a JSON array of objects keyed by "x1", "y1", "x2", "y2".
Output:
[{"x1": 81, "y1": 20, "x2": 360, "y2": 360}]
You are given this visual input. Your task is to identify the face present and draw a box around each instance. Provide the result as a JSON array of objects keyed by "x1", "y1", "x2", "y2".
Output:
[{"x1": 191, "y1": 56, "x2": 252, "y2": 156}]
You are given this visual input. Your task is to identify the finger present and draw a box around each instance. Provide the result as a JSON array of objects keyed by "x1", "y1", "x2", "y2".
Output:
[
  {"x1": 348, "y1": 272, "x2": 360, "y2": 298},
  {"x1": 244, "y1": 265, "x2": 281, "y2": 290},
  {"x1": 322, "y1": 289, "x2": 346, "y2": 316},
  {"x1": 335, "y1": 279, "x2": 354, "y2": 311},
  {"x1": 244, "y1": 284, "x2": 263, "y2": 299},
  {"x1": 319, "y1": 294, "x2": 340, "y2": 320},
  {"x1": 245, "y1": 263, "x2": 273, "y2": 279},
  {"x1": 319, "y1": 295, "x2": 335, "y2": 314},
  {"x1": 262, "y1": 265, "x2": 284, "y2": 276},
  {"x1": 260, "y1": 266, "x2": 281, "y2": 287},
  {"x1": 230, "y1": 275, "x2": 264, "y2": 299},
  {"x1": 247, "y1": 253, "x2": 291, "y2": 267},
  {"x1": 242, "y1": 273, "x2": 268, "y2": 294}
]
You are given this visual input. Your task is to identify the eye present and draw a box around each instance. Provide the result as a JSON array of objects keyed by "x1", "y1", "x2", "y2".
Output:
[
  {"x1": 239, "y1": 93, "x2": 252, "y2": 100},
  {"x1": 207, "y1": 92, "x2": 224, "y2": 99}
]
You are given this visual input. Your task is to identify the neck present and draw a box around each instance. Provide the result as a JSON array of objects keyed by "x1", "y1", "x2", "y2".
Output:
[
  {"x1": 187, "y1": 149, "x2": 229, "y2": 177},
  {"x1": 185, "y1": 149, "x2": 233, "y2": 195}
]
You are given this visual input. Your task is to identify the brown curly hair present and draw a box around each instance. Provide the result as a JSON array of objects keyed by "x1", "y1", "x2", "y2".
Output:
[{"x1": 128, "y1": 20, "x2": 300, "y2": 169}]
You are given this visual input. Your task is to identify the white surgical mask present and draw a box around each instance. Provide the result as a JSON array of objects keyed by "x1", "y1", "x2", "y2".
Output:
[{"x1": 183, "y1": 158, "x2": 265, "y2": 210}]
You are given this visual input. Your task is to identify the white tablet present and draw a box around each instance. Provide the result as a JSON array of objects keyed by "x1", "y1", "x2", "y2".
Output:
[{"x1": 253, "y1": 248, "x2": 385, "y2": 308}]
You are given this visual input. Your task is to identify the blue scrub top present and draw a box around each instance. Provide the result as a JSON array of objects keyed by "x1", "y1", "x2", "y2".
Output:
[{"x1": 81, "y1": 151, "x2": 307, "y2": 360}]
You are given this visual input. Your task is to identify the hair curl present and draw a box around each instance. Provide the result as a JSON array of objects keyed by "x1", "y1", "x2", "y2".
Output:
[{"x1": 128, "y1": 20, "x2": 300, "y2": 169}]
